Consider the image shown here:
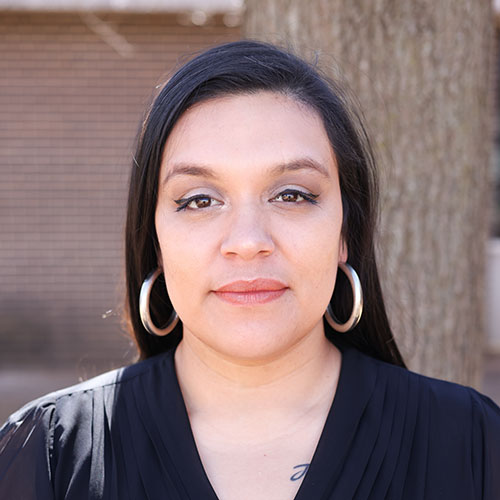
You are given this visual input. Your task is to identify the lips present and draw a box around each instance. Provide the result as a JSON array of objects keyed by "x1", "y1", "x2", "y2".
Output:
[
  {"x1": 213, "y1": 279, "x2": 288, "y2": 305},
  {"x1": 215, "y1": 279, "x2": 287, "y2": 292}
]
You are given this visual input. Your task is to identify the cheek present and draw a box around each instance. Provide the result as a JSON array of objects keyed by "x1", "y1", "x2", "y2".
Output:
[
  {"x1": 278, "y1": 211, "x2": 342, "y2": 296},
  {"x1": 155, "y1": 213, "x2": 215, "y2": 297},
  {"x1": 295, "y1": 228, "x2": 339, "y2": 286}
]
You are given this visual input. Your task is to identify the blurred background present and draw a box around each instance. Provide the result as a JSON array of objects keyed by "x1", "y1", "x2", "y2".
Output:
[{"x1": 0, "y1": 0, "x2": 499, "y2": 422}]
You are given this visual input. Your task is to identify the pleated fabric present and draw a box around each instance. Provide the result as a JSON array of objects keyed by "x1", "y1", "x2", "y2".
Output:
[{"x1": 1, "y1": 347, "x2": 499, "y2": 499}]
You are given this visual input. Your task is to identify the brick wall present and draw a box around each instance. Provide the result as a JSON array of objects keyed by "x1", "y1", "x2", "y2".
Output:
[{"x1": 0, "y1": 11, "x2": 240, "y2": 370}]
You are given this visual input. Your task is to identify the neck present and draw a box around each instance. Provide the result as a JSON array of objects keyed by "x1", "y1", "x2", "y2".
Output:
[{"x1": 174, "y1": 326, "x2": 342, "y2": 423}]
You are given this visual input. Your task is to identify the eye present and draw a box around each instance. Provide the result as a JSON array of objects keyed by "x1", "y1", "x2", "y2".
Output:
[
  {"x1": 272, "y1": 189, "x2": 319, "y2": 205},
  {"x1": 174, "y1": 194, "x2": 223, "y2": 212}
]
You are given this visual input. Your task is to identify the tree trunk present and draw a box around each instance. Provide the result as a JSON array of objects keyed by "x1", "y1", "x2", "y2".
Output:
[{"x1": 243, "y1": 0, "x2": 494, "y2": 386}]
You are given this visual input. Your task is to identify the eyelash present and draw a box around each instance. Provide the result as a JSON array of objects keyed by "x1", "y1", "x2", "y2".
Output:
[{"x1": 174, "y1": 189, "x2": 319, "y2": 212}]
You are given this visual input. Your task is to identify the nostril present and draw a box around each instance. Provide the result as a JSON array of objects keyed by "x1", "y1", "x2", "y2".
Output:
[
  {"x1": 219, "y1": 207, "x2": 275, "y2": 259},
  {"x1": 220, "y1": 238, "x2": 275, "y2": 259},
  {"x1": 220, "y1": 230, "x2": 275, "y2": 259}
]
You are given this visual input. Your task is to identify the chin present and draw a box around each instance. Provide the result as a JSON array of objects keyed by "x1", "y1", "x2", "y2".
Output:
[{"x1": 200, "y1": 323, "x2": 307, "y2": 364}]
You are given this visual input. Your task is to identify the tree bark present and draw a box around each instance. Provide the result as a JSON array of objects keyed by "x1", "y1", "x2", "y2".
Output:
[{"x1": 243, "y1": 0, "x2": 494, "y2": 386}]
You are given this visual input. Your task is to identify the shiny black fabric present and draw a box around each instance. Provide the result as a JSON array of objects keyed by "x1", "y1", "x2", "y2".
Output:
[{"x1": 1, "y1": 347, "x2": 499, "y2": 499}]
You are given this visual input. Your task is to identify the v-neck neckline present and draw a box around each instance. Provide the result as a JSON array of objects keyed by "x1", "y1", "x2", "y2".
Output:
[{"x1": 159, "y1": 346, "x2": 377, "y2": 499}]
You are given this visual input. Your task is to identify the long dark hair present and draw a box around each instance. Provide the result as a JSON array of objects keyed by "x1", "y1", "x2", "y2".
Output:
[{"x1": 125, "y1": 40, "x2": 406, "y2": 368}]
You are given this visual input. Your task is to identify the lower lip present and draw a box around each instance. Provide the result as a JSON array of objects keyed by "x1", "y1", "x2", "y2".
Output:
[{"x1": 213, "y1": 288, "x2": 287, "y2": 305}]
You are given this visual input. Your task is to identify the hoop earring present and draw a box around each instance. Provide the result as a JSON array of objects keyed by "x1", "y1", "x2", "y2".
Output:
[
  {"x1": 139, "y1": 268, "x2": 179, "y2": 336},
  {"x1": 324, "y1": 262, "x2": 363, "y2": 333}
]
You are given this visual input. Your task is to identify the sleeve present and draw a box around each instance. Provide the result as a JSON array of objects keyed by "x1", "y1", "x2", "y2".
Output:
[
  {"x1": 470, "y1": 390, "x2": 500, "y2": 499},
  {"x1": 0, "y1": 398, "x2": 56, "y2": 500}
]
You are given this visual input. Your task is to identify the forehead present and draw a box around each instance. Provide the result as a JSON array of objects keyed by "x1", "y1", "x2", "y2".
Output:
[{"x1": 161, "y1": 91, "x2": 337, "y2": 178}]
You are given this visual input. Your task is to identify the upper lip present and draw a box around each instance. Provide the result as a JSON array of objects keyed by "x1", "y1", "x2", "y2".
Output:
[{"x1": 214, "y1": 279, "x2": 288, "y2": 293}]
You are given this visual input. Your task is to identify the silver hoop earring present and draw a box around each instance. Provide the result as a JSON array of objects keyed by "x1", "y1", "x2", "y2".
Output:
[
  {"x1": 139, "y1": 268, "x2": 179, "y2": 336},
  {"x1": 324, "y1": 262, "x2": 363, "y2": 333}
]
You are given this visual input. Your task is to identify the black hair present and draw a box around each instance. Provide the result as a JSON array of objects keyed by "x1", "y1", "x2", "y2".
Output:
[{"x1": 125, "y1": 39, "x2": 406, "y2": 368}]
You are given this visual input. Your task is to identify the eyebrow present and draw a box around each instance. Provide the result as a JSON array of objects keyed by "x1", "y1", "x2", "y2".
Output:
[{"x1": 162, "y1": 157, "x2": 331, "y2": 185}]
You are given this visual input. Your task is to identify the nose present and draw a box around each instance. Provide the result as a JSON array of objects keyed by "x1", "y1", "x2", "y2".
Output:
[{"x1": 220, "y1": 203, "x2": 275, "y2": 260}]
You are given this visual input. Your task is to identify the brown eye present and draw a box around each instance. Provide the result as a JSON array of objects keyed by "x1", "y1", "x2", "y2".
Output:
[
  {"x1": 192, "y1": 196, "x2": 211, "y2": 208},
  {"x1": 174, "y1": 194, "x2": 223, "y2": 212},
  {"x1": 274, "y1": 191, "x2": 305, "y2": 203},
  {"x1": 281, "y1": 192, "x2": 300, "y2": 202},
  {"x1": 271, "y1": 190, "x2": 319, "y2": 206}
]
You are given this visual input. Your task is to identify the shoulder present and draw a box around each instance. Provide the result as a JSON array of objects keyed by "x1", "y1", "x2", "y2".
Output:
[
  {"x1": 346, "y1": 347, "x2": 500, "y2": 442},
  {"x1": 348, "y1": 349, "x2": 500, "y2": 496},
  {"x1": 0, "y1": 349, "x2": 176, "y2": 497},
  {"x1": 2, "y1": 350, "x2": 170, "y2": 429},
  {"x1": 354, "y1": 349, "x2": 500, "y2": 480},
  {"x1": 351, "y1": 347, "x2": 498, "y2": 412},
  {"x1": 1, "y1": 349, "x2": 175, "y2": 459}
]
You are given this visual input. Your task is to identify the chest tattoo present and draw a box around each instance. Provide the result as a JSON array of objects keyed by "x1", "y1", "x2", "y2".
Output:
[{"x1": 290, "y1": 463, "x2": 310, "y2": 481}]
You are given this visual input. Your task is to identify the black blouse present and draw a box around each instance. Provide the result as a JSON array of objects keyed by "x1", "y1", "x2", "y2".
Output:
[{"x1": 1, "y1": 347, "x2": 499, "y2": 499}]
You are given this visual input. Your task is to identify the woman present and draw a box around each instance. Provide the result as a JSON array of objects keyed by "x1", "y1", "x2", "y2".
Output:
[{"x1": 1, "y1": 40, "x2": 499, "y2": 499}]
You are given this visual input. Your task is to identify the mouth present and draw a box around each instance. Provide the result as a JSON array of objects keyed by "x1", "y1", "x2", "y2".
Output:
[{"x1": 213, "y1": 279, "x2": 288, "y2": 305}]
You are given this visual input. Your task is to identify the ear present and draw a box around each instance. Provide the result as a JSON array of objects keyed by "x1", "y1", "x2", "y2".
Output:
[{"x1": 339, "y1": 237, "x2": 348, "y2": 264}]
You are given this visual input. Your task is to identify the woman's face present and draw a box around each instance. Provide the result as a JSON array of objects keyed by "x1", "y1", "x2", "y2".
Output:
[{"x1": 155, "y1": 91, "x2": 346, "y2": 362}]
